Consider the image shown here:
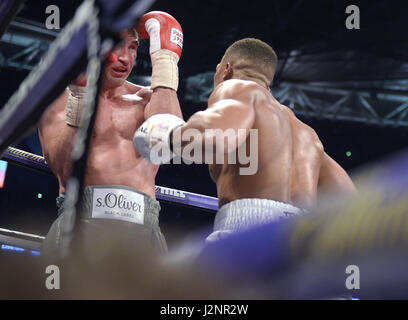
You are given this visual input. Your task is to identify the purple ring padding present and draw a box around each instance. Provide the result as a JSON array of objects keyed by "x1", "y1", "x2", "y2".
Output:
[
  {"x1": 0, "y1": 23, "x2": 88, "y2": 153},
  {"x1": 0, "y1": 0, "x2": 16, "y2": 23},
  {"x1": 0, "y1": 0, "x2": 24, "y2": 37},
  {"x1": 2, "y1": 147, "x2": 51, "y2": 174},
  {"x1": 0, "y1": 0, "x2": 155, "y2": 155}
]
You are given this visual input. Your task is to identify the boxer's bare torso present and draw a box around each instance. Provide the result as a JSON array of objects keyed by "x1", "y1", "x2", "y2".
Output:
[
  {"x1": 39, "y1": 29, "x2": 182, "y2": 199},
  {"x1": 208, "y1": 79, "x2": 355, "y2": 209},
  {"x1": 39, "y1": 81, "x2": 159, "y2": 197}
]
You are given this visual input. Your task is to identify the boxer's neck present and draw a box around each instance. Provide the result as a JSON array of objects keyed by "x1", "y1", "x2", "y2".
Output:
[
  {"x1": 231, "y1": 73, "x2": 269, "y2": 89},
  {"x1": 100, "y1": 81, "x2": 126, "y2": 100},
  {"x1": 228, "y1": 59, "x2": 270, "y2": 89}
]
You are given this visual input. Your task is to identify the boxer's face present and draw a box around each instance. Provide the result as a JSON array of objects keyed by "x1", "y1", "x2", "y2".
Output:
[{"x1": 104, "y1": 31, "x2": 139, "y2": 86}]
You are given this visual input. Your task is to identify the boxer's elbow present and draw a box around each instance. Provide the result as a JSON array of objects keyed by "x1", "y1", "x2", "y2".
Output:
[{"x1": 344, "y1": 177, "x2": 358, "y2": 196}]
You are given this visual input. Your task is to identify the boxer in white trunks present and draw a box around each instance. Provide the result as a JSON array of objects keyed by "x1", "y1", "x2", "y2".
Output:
[{"x1": 134, "y1": 38, "x2": 357, "y2": 241}]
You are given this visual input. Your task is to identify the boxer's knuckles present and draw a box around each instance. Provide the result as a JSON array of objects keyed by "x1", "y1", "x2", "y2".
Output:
[{"x1": 137, "y1": 11, "x2": 183, "y2": 58}]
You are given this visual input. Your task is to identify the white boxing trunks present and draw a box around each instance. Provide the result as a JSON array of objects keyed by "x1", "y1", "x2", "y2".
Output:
[{"x1": 206, "y1": 198, "x2": 306, "y2": 242}]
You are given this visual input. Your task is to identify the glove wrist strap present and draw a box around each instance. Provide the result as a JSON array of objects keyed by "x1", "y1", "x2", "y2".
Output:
[
  {"x1": 66, "y1": 85, "x2": 87, "y2": 127},
  {"x1": 150, "y1": 50, "x2": 179, "y2": 91}
]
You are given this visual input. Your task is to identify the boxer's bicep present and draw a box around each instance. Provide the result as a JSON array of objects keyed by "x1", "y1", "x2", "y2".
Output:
[
  {"x1": 210, "y1": 98, "x2": 255, "y2": 131},
  {"x1": 38, "y1": 88, "x2": 76, "y2": 177},
  {"x1": 38, "y1": 89, "x2": 69, "y2": 148},
  {"x1": 187, "y1": 97, "x2": 254, "y2": 133},
  {"x1": 179, "y1": 97, "x2": 254, "y2": 156},
  {"x1": 319, "y1": 153, "x2": 357, "y2": 195}
]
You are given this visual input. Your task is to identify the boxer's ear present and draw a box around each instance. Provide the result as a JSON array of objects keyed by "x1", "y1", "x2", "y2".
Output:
[{"x1": 222, "y1": 62, "x2": 233, "y2": 81}]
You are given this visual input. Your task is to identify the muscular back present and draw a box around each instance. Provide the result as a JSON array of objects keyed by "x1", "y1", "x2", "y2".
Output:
[{"x1": 209, "y1": 80, "x2": 325, "y2": 209}]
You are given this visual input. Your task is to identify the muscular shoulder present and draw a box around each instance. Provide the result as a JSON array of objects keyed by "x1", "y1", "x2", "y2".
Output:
[
  {"x1": 40, "y1": 88, "x2": 68, "y2": 125},
  {"x1": 214, "y1": 79, "x2": 264, "y2": 97},
  {"x1": 124, "y1": 81, "x2": 152, "y2": 101},
  {"x1": 283, "y1": 104, "x2": 324, "y2": 154},
  {"x1": 210, "y1": 79, "x2": 265, "y2": 105}
]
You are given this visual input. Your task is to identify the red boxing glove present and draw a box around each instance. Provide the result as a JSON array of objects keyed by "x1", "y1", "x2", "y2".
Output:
[
  {"x1": 137, "y1": 11, "x2": 183, "y2": 59},
  {"x1": 136, "y1": 11, "x2": 183, "y2": 91},
  {"x1": 72, "y1": 72, "x2": 87, "y2": 86}
]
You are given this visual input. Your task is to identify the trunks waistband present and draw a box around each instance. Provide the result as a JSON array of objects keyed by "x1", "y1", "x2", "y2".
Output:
[
  {"x1": 214, "y1": 198, "x2": 305, "y2": 232},
  {"x1": 56, "y1": 185, "x2": 161, "y2": 229}
]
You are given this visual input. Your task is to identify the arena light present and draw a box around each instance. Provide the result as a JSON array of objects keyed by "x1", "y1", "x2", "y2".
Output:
[
  {"x1": 0, "y1": 160, "x2": 7, "y2": 188},
  {"x1": 1, "y1": 244, "x2": 25, "y2": 252}
]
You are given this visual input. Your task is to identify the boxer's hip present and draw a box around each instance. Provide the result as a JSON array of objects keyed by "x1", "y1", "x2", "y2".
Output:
[
  {"x1": 206, "y1": 198, "x2": 305, "y2": 242},
  {"x1": 43, "y1": 185, "x2": 167, "y2": 259},
  {"x1": 57, "y1": 185, "x2": 161, "y2": 227}
]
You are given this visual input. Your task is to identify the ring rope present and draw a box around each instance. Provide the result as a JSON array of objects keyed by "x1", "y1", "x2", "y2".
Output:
[{"x1": 2, "y1": 146, "x2": 219, "y2": 212}]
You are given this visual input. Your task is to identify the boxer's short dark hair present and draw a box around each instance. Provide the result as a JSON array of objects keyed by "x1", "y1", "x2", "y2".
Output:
[
  {"x1": 224, "y1": 38, "x2": 278, "y2": 81},
  {"x1": 122, "y1": 28, "x2": 139, "y2": 42}
]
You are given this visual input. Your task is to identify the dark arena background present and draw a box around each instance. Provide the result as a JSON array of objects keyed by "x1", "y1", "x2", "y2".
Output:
[{"x1": 0, "y1": 0, "x2": 407, "y2": 297}]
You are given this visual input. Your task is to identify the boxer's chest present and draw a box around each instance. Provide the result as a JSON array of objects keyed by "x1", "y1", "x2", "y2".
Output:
[{"x1": 92, "y1": 98, "x2": 146, "y2": 141}]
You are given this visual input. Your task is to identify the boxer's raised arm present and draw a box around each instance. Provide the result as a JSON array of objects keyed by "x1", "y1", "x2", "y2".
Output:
[
  {"x1": 138, "y1": 12, "x2": 183, "y2": 120},
  {"x1": 38, "y1": 88, "x2": 77, "y2": 192},
  {"x1": 144, "y1": 88, "x2": 182, "y2": 119}
]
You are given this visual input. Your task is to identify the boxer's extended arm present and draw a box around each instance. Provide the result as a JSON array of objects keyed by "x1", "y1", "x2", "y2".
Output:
[
  {"x1": 174, "y1": 89, "x2": 256, "y2": 156},
  {"x1": 38, "y1": 89, "x2": 76, "y2": 192},
  {"x1": 133, "y1": 83, "x2": 256, "y2": 164},
  {"x1": 318, "y1": 153, "x2": 357, "y2": 195}
]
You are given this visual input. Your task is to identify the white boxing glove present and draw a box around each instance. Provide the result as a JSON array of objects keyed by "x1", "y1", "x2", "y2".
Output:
[{"x1": 133, "y1": 114, "x2": 185, "y2": 164}]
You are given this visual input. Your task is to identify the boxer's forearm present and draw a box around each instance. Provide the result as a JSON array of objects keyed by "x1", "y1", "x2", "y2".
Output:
[
  {"x1": 38, "y1": 92, "x2": 77, "y2": 189},
  {"x1": 173, "y1": 117, "x2": 237, "y2": 163},
  {"x1": 144, "y1": 88, "x2": 183, "y2": 119},
  {"x1": 134, "y1": 97, "x2": 254, "y2": 164},
  {"x1": 39, "y1": 123, "x2": 76, "y2": 184},
  {"x1": 139, "y1": 11, "x2": 183, "y2": 120},
  {"x1": 173, "y1": 111, "x2": 218, "y2": 157}
]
